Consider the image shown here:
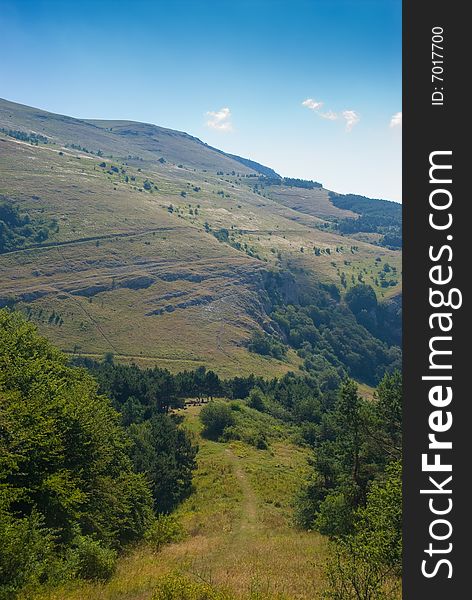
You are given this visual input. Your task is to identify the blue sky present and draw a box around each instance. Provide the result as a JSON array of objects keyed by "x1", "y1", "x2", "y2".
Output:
[{"x1": 0, "y1": 0, "x2": 402, "y2": 201}]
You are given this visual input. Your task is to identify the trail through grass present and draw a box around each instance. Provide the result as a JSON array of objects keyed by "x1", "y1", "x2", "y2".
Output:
[
  {"x1": 33, "y1": 404, "x2": 327, "y2": 600},
  {"x1": 225, "y1": 448, "x2": 257, "y2": 530}
]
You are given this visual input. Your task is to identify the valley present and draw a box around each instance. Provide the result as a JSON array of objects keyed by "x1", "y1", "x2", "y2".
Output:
[{"x1": 0, "y1": 96, "x2": 402, "y2": 600}]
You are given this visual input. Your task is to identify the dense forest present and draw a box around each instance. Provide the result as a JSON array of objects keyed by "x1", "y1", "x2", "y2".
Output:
[
  {"x1": 329, "y1": 192, "x2": 402, "y2": 249},
  {"x1": 254, "y1": 272, "x2": 401, "y2": 386},
  {"x1": 0, "y1": 311, "x2": 197, "y2": 598}
]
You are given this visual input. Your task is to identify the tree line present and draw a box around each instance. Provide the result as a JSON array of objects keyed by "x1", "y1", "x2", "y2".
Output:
[
  {"x1": 329, "y1": 192, "x2": 402, "y2": 249},
  {"x1": 0, "y1": 311, "x2": 197, "y2": 597},
  {"x1": 239, "y1": 372, "x2": 402, "y2": 599}
]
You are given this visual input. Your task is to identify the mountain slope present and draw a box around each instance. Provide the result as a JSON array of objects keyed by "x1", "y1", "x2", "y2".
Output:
[
  {"x1": 0, "y1": 98, "x2": 401, "y2": 378},
  {"x1": 0, "y1": 97, "x2": 277, "y2": 176}
]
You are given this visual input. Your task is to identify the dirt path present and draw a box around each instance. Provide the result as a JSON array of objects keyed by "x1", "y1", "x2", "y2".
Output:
[
  {"x1": 225, "y1": 448, "x2": 257, "y2": 531},
  {"x1": 0, "y1": 226, "x2": 184, "y2": 256},
  {"x1": 38, "y1": 413, "x2": 326, "y2": 600}
]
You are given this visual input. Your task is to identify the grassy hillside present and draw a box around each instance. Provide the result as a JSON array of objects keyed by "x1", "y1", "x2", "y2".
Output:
[
  {"x1": 32, "y1": 403, "x2": 327, "y2": 600},
  {"x1": 0, "y1": 98, "x2": 273, "y2": 175},
  {"x1": 0, "y1": 98, "x2": 401, "y2": 378}
]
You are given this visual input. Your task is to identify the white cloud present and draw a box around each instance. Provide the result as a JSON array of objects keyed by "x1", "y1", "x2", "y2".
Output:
[
  {"x1": 342, "y1": 110, "x2": 360, "y2": 132},
  {"x1": 206, "y1": 107, "x2": 233, "y2": 132},
  {"x1": 302, "y1": 98, "x2": 360, "y2": 132},
  {"x1": 302, "y1": 98, "x2": 324, "y2": 111},
  {"x1": 390, "y1": 111, "x2": 402, "y2": 128},
  {"x1": 319, "y1": 110, "x2": 338, "y2": 121}
]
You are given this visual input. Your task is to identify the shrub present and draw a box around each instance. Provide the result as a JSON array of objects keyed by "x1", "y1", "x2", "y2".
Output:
[
  {"x1": 152, "y1": 573, "x2": 232, "y2": 600},
  {"x1": 251, "y1": 431, "x2": 268, "y2": 450},
  {"x1": 145, "y1": 515, "x2": 184, "y2": 552},
  {"x1": 0, "y1": 506, "x2": 56, "y2": 597},
  {"x1": 247, "y1": 387, "x2": 265, "y2": 411},
  {"x1": 200, "y1": 402, "x2": 235, "y2": 440},
  {"x1": 1, "y1": 197, "x2": 55, "y2": 253},
  {"x1": 323, "y1": 542, "x2": 401, "y2": 600},
  {"x1": 71, "y1": 535, "x2": 117, "y2": 581},
  {"x1": 247, "y1": 331, "x2": 287, "y2": 360},
  {"x1": 321, "y1": 462, "x2": 402, "y2": 599}
]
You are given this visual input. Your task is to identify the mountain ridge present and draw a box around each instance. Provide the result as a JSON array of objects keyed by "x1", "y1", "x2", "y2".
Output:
[
  {"x1": 0, "y1": 97, "x2": 280, "y2": 177},
  {"x1": 0, "y1": 96, "x2": 402, "y2": 379}
]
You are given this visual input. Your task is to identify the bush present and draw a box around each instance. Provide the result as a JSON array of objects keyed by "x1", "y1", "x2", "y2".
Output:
[
  {"x1": 253, "y1": 432, "x2": 268, "y2": 450},
  {"x1": 1, "y1": 197, "x2": 56, "y2": 253},
  {"x1": 247, "y1": 387, "x2": 265, "y2": 411},
  {"x1": 145, "y1": 515, "x2": 184, "y2": 552},
  {"x1": 152, "y1": 573, "x2": 232, "y2": 600},
  {"x1": 247, "y1": 331, "x2": 287, "y2": 360},
  {"x1": 323, "y1": 542, "x2": 401, "y2": 600},
  {"x1": 0, "y1": 506, "x2": 56, "y2": 598},
  {"x1": 321, "y1": 462, "x2": 402, "y2": 599},
  {"x1": 200, "y1": 402, "x2": 235, "y2": 440},
  {"x1": 71, "y1": 535, "x2": 117, "y2": 581}
]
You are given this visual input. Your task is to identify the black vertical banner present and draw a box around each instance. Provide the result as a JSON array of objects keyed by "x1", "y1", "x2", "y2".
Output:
[{"x1": 403, "y1": 1, "x2": 469, "y2": 598}]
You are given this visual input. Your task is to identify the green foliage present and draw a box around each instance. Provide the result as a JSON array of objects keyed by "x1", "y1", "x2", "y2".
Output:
[
  {"x1": 345, "y1": 285, "x2": 401, "y2": 347},
  {"x1": 374, "y1": 372, "x2": 402, "y2": 459},
  {"x1": 247, "y1": 387, "x2": 265, "y2": 411},
  {"x1": 0, "y1": 504, "x2": 57, "y2": 599},
  {"x1": 295, "y1": 375, "x2": 402, "y2": 598},
  {"x1": 247, "y1": 331, "x2": 287, "y2": 360},
  {"x1": 70, "y1": 534, "x2": 117, "y2": 581},
  {"x1": 296, "y1": 374, "x2": 402, "y2": 534},
  {"x1": 73, "y1": 359, "x2": 223, "y2": 414},
  {"x1": 144, "y1": 514, "x2": 184, "y2": 551},
  {"x1": 200, "y1": 402, "x2": 235, "y2": 440},
  {"x1": 261, "y1": 371, "x2": 323, "y2": 424},
  {"x1": 329, "y1": 192, "x2": 402, "y2": 249},
  {"x1": 323, "y1": 462, "x2": 402, "y2": 599},
  {"x1": 304, "y1": 380, "x2": 371, "y2": 537},
  {"x1": 354, "y1": 461, "x2": 402, "y2": 573},
  {"x1": 345, "y1": 285, "x2": 377, "y2": 315},
  {"x1": 265, "y1": 273, "x2": 400, "y2": 385},
  {"x1": 257, "y1": 175, "x2": 322, "y2": 189},
  {"x1": 0, "y1": 310, "x2": 155, "y2": 596},
  {"x1": 213, "y1": 228, "x2": 229, "y2": 243},
  {"x1": 1, "y1": 128, "x2": 48, "y2": 145},
  {"x1": 128, "y1": 415, "x2": 198, "y2": 513},
  {"x1": 0, "y1": 197, "x2": 57, "y2": 253},
  {"x1": 152, "y1": 573, "x2": 232, "y2": 600}
]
